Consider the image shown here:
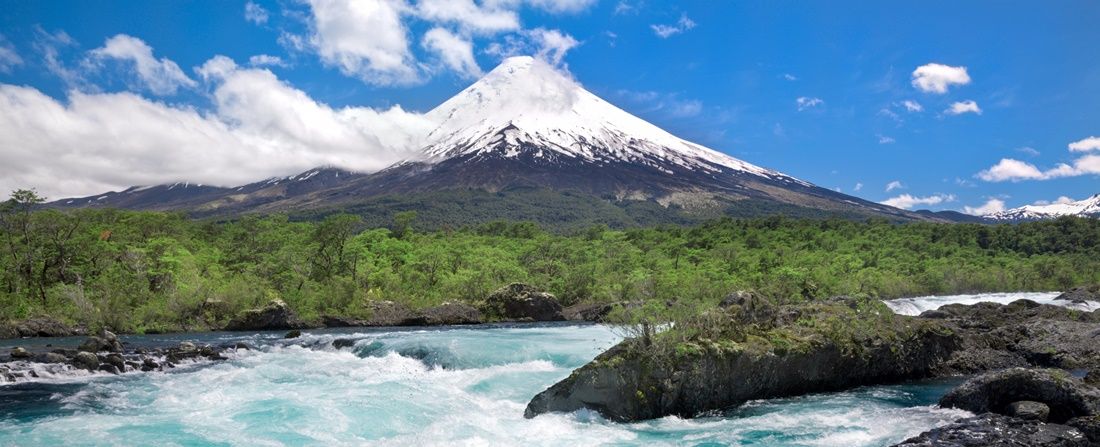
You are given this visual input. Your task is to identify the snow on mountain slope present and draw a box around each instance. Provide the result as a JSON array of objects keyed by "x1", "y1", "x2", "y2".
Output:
[
  {"x1": 985, "y1": 194, "x2": 1100, "y2": 221},
  {"x1": 421, "y1": 56, "x2": 808, "y2": 186}
]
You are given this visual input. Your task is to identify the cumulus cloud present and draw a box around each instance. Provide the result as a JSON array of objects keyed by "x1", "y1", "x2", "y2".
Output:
[
  {"x1": 1033, "y1": 196, "x2": 1075, "y2": 206},
  {"x1": 878, "y1": 135, "x2": 895, "y2": 144},
  {"x1": 977, "y1": 137, "x2": 1100, "y2": 182},
  {"x1": 796, "y1": 96, "x2": 823, "y2": 111},
  {"x1": 88, "y1": 34, "x2": 197, "y2": 95},
  {"x1": 963, "y1": 198, "x2": 1006, "y2": 216},
  {"x1": 911, "y1": 63, "x2": 970, "y2": 94},
  {"x1": 885, "y1": 180, "x2": 904, "y2": 192},
  {"x1": 900, "y1": 100, "x2": 922, "y2": 112},
  {"x1": 945, "y1": 100, "x2": 981, "y2": 116},
  {"x1": 0, "y1": 35, "x2": 22, "y2": 73},
  {"x1": 245, "y1": 1, "x2": 270, "y2": 24},
  {"x1": 881, "y1": 193, "x2": 955, "y2": 210},
  {"x1": 1069, "y1": 136, "x2": 1100, "y2": 152},
  {"x1": 0, "y1": 55, "x2": 435, "y2": 199},
  {"x1": 422, "y1": 27, "x2": 482, "y2": 79},
  {"x1": 415, "y1": 0, "x2": 519, "y2": 34},
  {"x1": 651, "y1": 14, "x2": 696, "y2": 38},
  {"x1": 305, "y1": 0, "x2": 420, "y2": 85}
]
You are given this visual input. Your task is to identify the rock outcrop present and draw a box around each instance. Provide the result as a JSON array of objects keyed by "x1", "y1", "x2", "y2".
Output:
[
  {"x1": 484, "y1": 283, "x2": 564, "y2": 321},
  {"x1": 1056, "y1": 285, "x2": 1100, "y2": 302},
  {"x1": 0, "y1": 317, "x2": 84, "y2": 338},
  {"x1": 922, "y1": 300, "x2": 1100, "y2": 373},
  {"x1": 225, "y1": 299, "x2": 309, "y2": 331},
  {"x1": 889, "y1": 413, "x2": 1088, "y2": 446},
  {"x1": 563, "y1": 302, "x2": 617, "y2": 322},
  {"x1": 939, "y1": 368, "x2": 1100, "y2": 424},
  {"x1": 526, "y1": 299, "x2": 958, "y2": 421},
  {"x1": 422, "y1": 302, "x2": 483, "y2": 325}
]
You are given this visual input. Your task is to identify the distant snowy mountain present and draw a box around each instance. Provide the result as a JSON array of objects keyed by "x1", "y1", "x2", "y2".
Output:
[
  {"x1": 985, "y1": 194, "x2": 1100, "y2": 221},
  {"x1": 52, "y1": 56, "x2": 940, "y2": 226}
]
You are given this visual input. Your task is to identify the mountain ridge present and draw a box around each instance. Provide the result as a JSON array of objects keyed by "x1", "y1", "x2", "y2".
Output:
[{"x1": 50, "y1": 56, "x2": 946, "y2": 226}]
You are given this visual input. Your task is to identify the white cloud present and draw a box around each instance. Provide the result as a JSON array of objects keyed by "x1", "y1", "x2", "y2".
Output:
[
  {"x1": 34, "y1": 29, "x2": 83, "y2": 89},
  {"x1": 422, "y1": 27, "x2": 482, "y2": 79},
  {"x1": 881, "y1": 193, "x2": 955, "y2": 210},
  {"x1": 88, "y1": 34, "x2": 197, "y2": 96},
  {"x1": 613, "y1": 1, "x2": 636, "y2": 15},
  {"x1": 305, "y1": 0, "x2": 420, "y2": 85},
  {"x1": 911, "y1": 63, "x2": 970, "y2": 94},
  {"x1": 963, "y1": 198, "x2": 1006, "y2": 216},
  {"x1": 945, "y1": 100, "x2": 981, "y2": 115},
  {"x1": 486, "y1": 28, "x2": 579, "y2": 66},
  {"x1": 878, "y1": 135, "x2": 895, "y2": 144},
  {"x1": 1069, "y1": 136, "x2": 1100, "y2": 152},
  {"x1": 651, "y1": 14, "x2": 696, "y2": 38},
  {"x1": 0, "y1": 55, "x2": 435, "y2": 199},
  {"x1": 977, "y1": 136, "x2": 1100, "y2": 182},
  {"x1": 796, "y1": 96, "x2": 823, "y2": 111},
  {"x1": 900, "y1": 100, "x2": 922, "y2": 112},
  {"x1": 617, "y1": 90, "x2": 704, "y2": 118},
  {"x1": 885, "y1": 180, "x2": 904, "y2": 192},
  {"x1": 1034, "y1": 196, "x2": 1075, "y2": 206},
  {"x1": 0, "y1": 35, "x2": 22, "y2": 73},
  {"x1": 976, "y1": 158, "x2": 1045, "y2": 182},
  {"x1": 854, "y1": 182, "x2": 863, "y2": 192},
  {"x1": 248, "y1": 54, "x2": 286, "y2": 67},
  {"x1": 783, "y1": 73, "x2": 797, "y2": 81},
  {"x1": 245, "y1": 1, "x2": 270, "y2": 24},
  {"x1": 415, "y1": 0, "x2": 520, "y2": 35},
  {"x1": 485, "y1": 0, "x2": 597, "y2": 14}
]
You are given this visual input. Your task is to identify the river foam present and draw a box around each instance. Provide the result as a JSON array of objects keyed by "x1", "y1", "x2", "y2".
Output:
[
  {"x1": 883, "y1": 291, "x2": 1100, "y2": 316},
  {"x1": 1, "y1": 323, "x2": 971, "y2": 446}
]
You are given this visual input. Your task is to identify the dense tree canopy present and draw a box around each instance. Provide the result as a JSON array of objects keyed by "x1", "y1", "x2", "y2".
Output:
[{"x1": 2, "y1": 190, "x2": 1098, "y2": 333}]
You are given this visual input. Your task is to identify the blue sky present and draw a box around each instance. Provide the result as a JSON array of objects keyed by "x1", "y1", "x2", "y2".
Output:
[{"x1": 0, "y1": 1, "x2": 1097, "y2": 214}]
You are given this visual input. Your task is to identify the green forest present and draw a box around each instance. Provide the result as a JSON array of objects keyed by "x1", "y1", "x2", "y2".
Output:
[{"x1": 2, "y1": 189, "x2": 1099, "y2": 334}]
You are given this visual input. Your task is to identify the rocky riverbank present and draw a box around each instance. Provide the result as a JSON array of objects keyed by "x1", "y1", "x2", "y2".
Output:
[
  {"x1": 1, "y1": 329, "x2": 237, "y2": 384},
  {"x1": 526, "y1": 292, "x2": 1100, "y2": 423}
]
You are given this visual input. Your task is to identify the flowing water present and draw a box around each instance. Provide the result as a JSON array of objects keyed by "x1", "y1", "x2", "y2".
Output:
[{"x1": 5, "y1": 291, "x2": 1072, "y2": 446}]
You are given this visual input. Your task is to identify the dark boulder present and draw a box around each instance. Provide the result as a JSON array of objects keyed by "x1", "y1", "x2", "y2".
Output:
[
  {"x1": 422, "y1": 302, "x2": 483, "y2": 325},
  {"x1": 365, "y1": 300, "x2": 424, "y2": 326},
  {"x1": 484, "y1": 283, "x2": 564, "y2": 321},
  {"x1": 43, "y1": 352, "x2": 68, "y2": 363},
  {"x1": 939, "y1": 368, "x2": 1100, "y2": 424},
  {"x1": 563, "y1": 302, "x2": 617, "y2": 322},
  {"x1": 1057, "y1": 285, "x2": 1100, "y2": 302},
  {"x1": 104, "y1": 353, "x2": 126, "y2": 372},
  {"x1": 10, "y1": 347, "x2": 31, "y2": 359},
  {"x1": 78, "y1": 334, "x2": 122, "y2": 353},
  {"x1": 332, "y1": 338, "x2": 355, "y2": 349},
  {"x1": 225, "y1": 299, "x2": 308, "y2": 331},
  {"x1": 890, "y1": 413, "x2": 1088, "y2": 446},
  {"x1": 284, "y1": 330, "x2": 302, "y2": 339},
  {"x1": 1067, "y1": 416, "x2": 1100, "y2": 444},
  {"x1": 321, "y1": 315, "x2": 367, "y2": 328}
]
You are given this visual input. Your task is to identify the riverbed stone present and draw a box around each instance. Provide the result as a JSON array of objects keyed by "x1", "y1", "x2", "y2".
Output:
[
  {"x1": 10, "y1": 347, "x2": 31, "y2": 359},
  {"x1": 1056, "y1": 285, "x2": 1100, "y2": 302},
  {"x1": 939, "y1": 368, "x2": 1100, "y2": 424},
  {"x1": 72, "y1": 351, "x2": 99, "y2": 371},
  {"x1": 1010, "y1": 400, "x2": 1052, "y2": 422}
]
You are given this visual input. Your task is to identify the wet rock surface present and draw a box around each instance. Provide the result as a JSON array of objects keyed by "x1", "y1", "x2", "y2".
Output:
[
  {"x1": 1056, "y1": 285, "x2": 1100, "y2": 302},
  {"x1": 0, "y1": 317, "x2": 85, "y2": 338},
  {"x1": 889, "y1": 413, "x2": 1088, "y2": 446},
  {"x1": 939, "y1": 368, "x2": 1100, "y2": 424},
  {"x1": 422, "y1": 302, "x2": 484, "y2": 325}
]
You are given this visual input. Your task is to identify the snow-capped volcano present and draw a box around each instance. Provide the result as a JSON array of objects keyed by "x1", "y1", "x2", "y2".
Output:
[
  {"x1": 52, "y1": 56, "x2": 940, "y2": 225},
  {"x1": 420, "y1": 56, "x2": 804, "y2": 185},
  {"x1": 985, "y1": 194, "x2": 1100, "y2": 221}
]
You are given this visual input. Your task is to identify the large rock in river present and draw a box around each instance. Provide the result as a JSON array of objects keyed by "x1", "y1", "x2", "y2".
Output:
[
  {"x1": 889, "y1": 413, "x2": 1089, "y2": 447},
  {"x1": 939, "y1": 368, "x2": 1100, "y2": 424},
  {"x1": 225, "y1": 299, "x2": 308, "y2": 331},
  {"x1": 484, "y1": 283, "x2": 564, "y2": 321},
  {"x1": 526, "y1": 300, "x2": 958, "y2": 421},
  {"x1": 1, "y1": 317, "x2": 83, "y2": 338}
]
